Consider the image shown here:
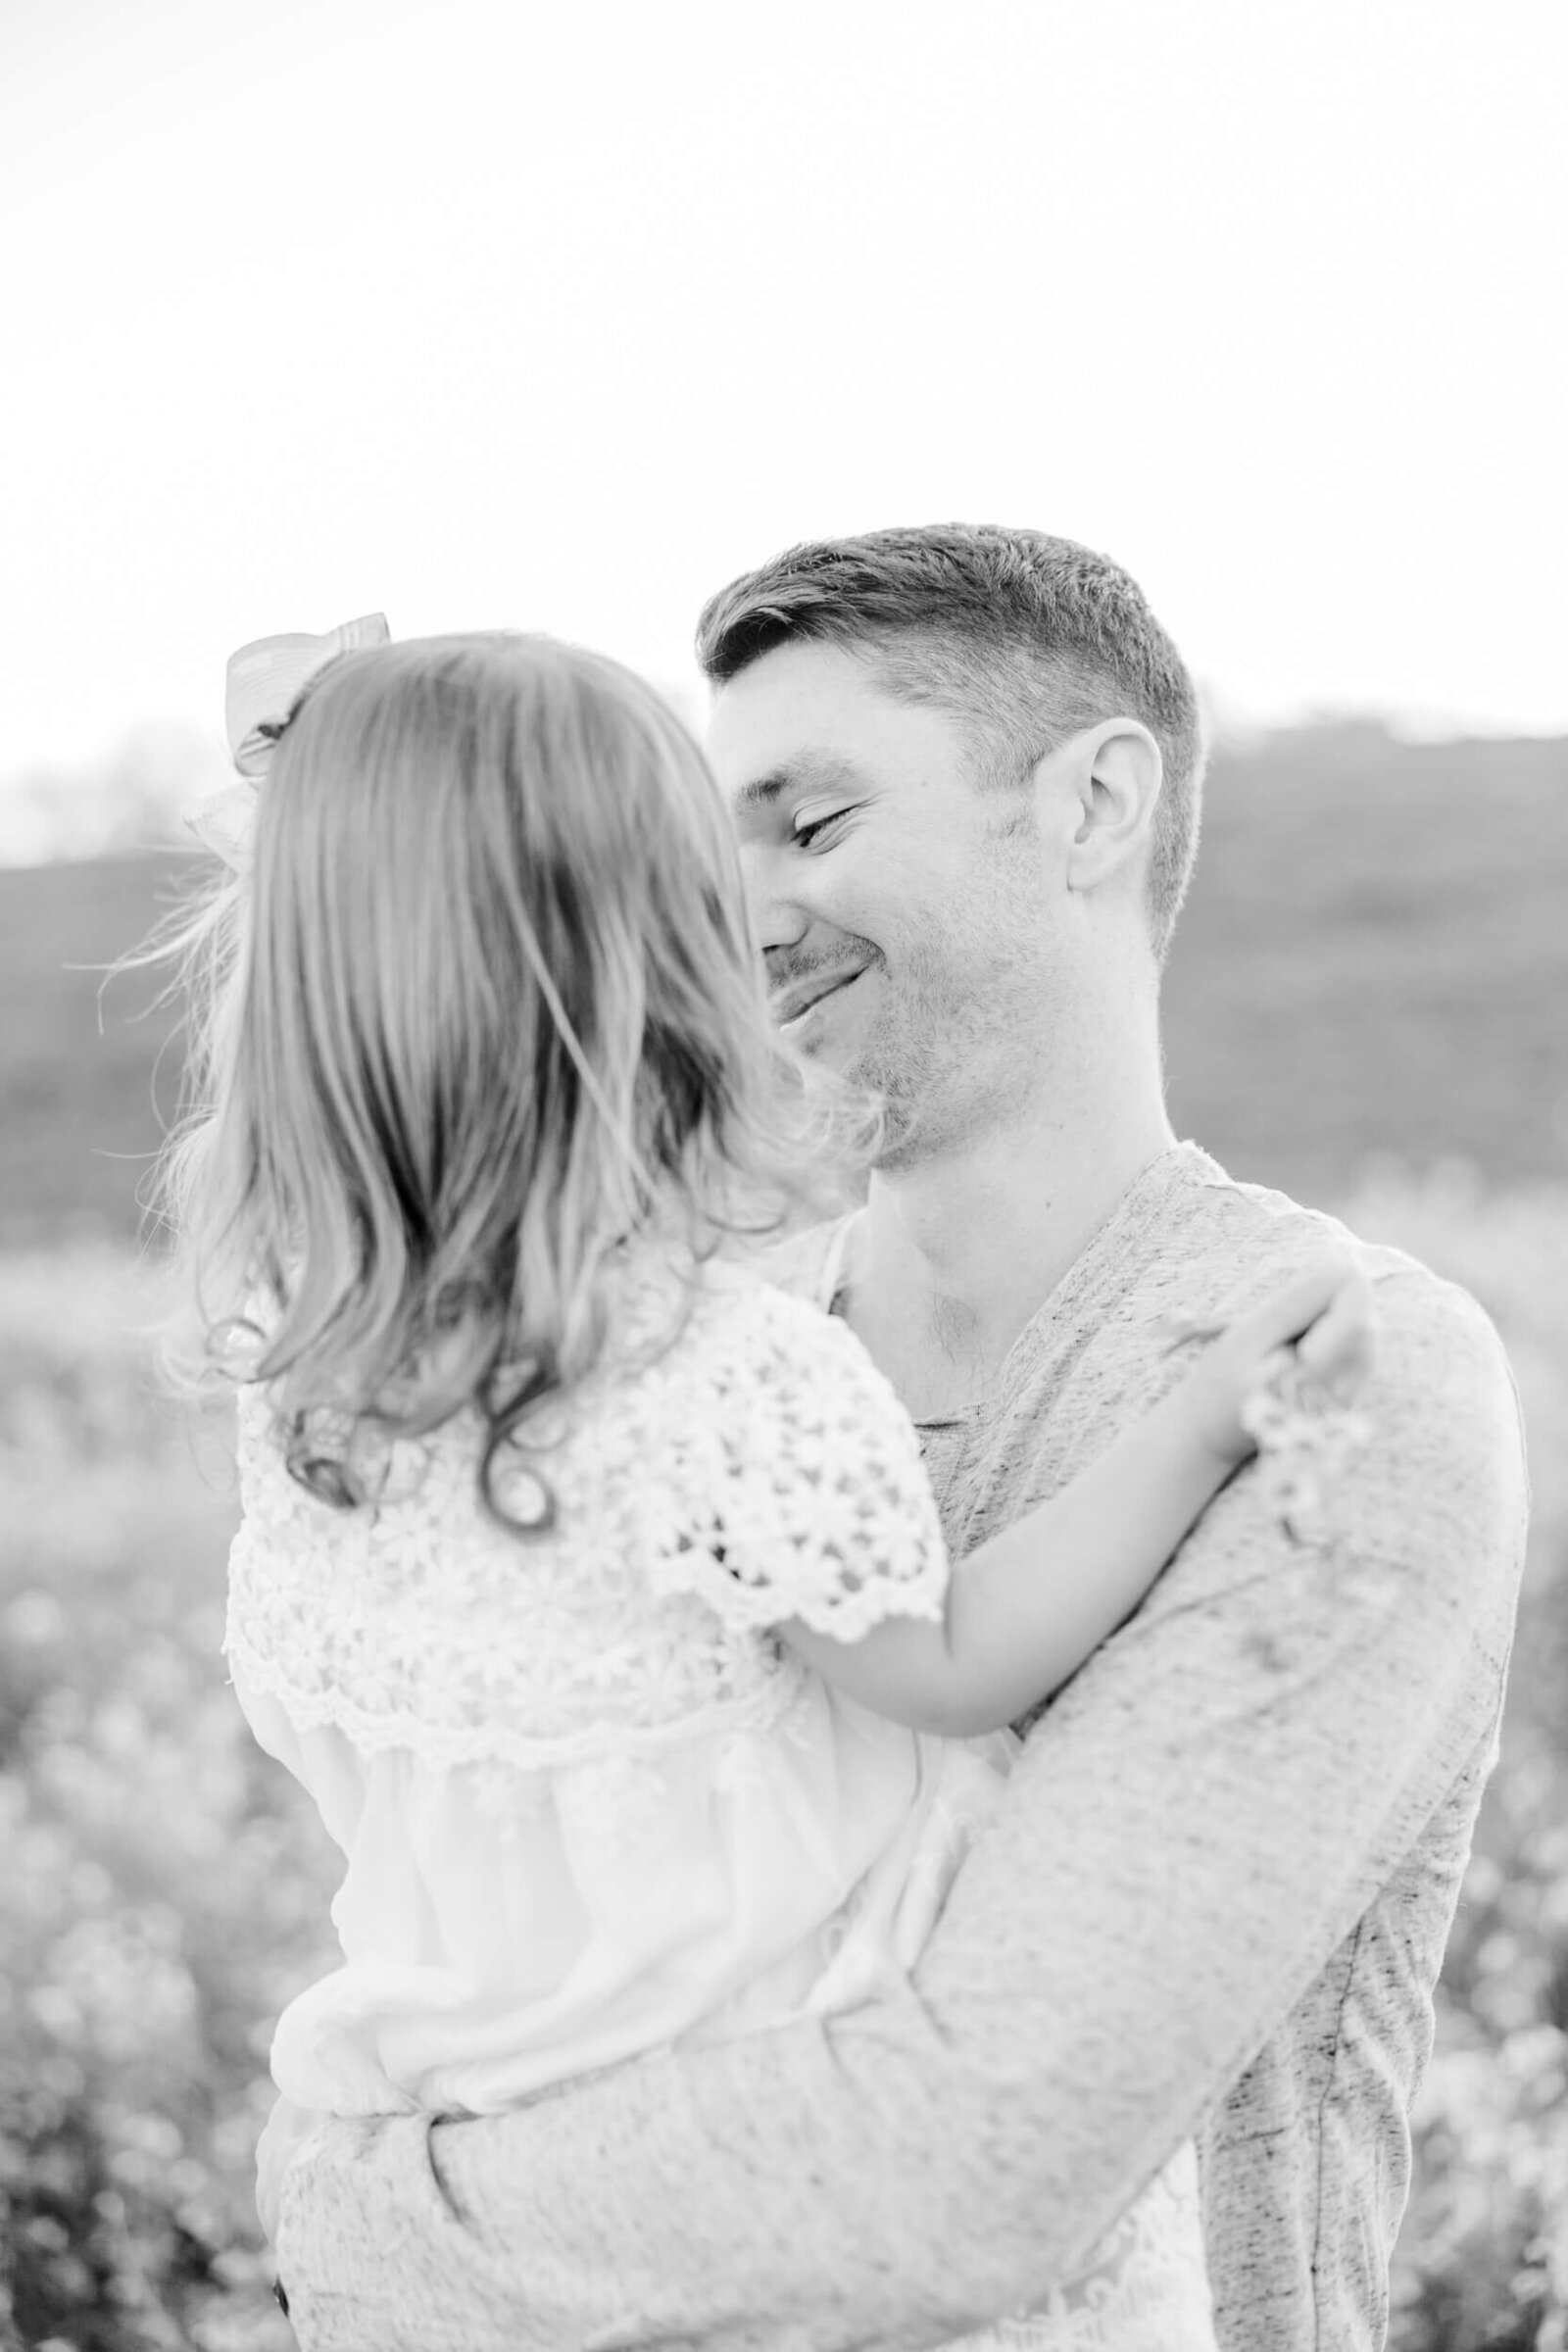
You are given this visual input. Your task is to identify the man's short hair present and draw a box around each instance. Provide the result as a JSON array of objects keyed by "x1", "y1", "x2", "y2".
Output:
[{"x1": 696, "y1": 523, "x2": 1205, "y2": 963}]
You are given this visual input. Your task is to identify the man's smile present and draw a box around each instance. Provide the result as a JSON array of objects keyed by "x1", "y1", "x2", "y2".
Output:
[{"x1": 770, "y1": 962, "x2": 868, "y2": 1032}]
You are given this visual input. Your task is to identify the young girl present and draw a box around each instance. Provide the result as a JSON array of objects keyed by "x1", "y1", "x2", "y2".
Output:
[{"x1": 166, "y1": 618, "x2": 1369, "y2": 2350}]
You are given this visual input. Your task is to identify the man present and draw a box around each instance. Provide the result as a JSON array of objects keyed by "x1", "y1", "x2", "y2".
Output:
[{"x1": 274, "y1": 526, "x2": 1527, "y2": 2349}]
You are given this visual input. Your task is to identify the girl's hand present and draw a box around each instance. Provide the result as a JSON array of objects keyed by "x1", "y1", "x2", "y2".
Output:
[{"x1": 1184, "y1": 1256, "x2": 1376, "y2": 1470}]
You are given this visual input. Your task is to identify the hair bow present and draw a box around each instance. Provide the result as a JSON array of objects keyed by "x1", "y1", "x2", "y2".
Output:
[{"x1": 186, "y1": 612, "x2": 391, "y2": 871}]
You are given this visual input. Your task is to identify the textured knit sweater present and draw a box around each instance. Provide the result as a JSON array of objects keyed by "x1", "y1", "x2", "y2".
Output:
[{"x1": 274, "y1": 1144, "x2": 1528, "y2": 2352}]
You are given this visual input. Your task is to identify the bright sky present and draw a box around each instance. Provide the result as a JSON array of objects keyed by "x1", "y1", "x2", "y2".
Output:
[{"x1": 4, "y1": 0, "x2": 1566, "y2": 810}]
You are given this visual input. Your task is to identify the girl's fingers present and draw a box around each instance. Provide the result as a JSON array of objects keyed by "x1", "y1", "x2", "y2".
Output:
[
  {"x1": 1297, "y1": 1269, "x2": 1376, "y2": 1395},
  {"x1": 1226, "y1": 1254, "x2": 1359, "y2": 1360}
]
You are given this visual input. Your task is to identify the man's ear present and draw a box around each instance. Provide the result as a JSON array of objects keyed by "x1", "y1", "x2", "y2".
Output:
[{"x1": 1056, "y1": 721, "x2": 1163, "y2": 896}]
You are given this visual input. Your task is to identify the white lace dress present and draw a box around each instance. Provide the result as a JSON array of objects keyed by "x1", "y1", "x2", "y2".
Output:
[{"x1": 226, "y1": 1246, "x2": 1216, "y2": 2350}]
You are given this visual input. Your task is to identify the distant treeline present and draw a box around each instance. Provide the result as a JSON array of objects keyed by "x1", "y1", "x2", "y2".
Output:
[{"x1": 2, "y1": 719, "x2": 1564, "y2": 1240}]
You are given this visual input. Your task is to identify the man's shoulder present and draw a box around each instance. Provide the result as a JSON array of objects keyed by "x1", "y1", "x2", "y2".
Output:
[
  {"x1": 1005, "y1": 1154, "x2": 1526, "y2": 1548},
  {"x1": 1157, "y1": 1154, "x2": 1408, "y2": 1283},
  {"x1": 1152, "y1": 1157, "x2": 1508, "y2": 1376},
  {"x1": 1121, "y1": 1159, "x2": 1528, "y2": 1584}
]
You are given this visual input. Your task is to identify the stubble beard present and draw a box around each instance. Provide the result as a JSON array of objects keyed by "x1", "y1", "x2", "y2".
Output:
[
  {"x1": 853, "y1": 897, "x2": 1055, "y2": 1174},
  {"x1": 852, "y1": 964, "x2": 1015, "y2": 1174}
]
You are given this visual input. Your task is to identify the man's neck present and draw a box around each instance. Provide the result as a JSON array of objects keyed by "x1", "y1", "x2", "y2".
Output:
[{"x1": 848, "y1": 1068, "x2": 1176, "y2": 1419}]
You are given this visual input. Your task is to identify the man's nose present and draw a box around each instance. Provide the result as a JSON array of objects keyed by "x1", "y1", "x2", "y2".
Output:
[{"x1": 738, "y1": 842, "x2": 810, "y2": 958}]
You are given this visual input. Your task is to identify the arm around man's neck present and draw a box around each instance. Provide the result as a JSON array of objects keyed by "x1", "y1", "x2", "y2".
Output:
[{"x1": 275, "y1": 1265, "x2": 1526, "y2": 2352}]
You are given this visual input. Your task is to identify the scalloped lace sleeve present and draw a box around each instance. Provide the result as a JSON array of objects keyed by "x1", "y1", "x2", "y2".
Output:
[{"x1": 643, "y1": 1277, "x2": 951, "y2": 1642}]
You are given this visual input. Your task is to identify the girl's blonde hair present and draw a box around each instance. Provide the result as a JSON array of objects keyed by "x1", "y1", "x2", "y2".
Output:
[{"x1": 151, "y1": 632, "x2": 873, "y2": 1527}]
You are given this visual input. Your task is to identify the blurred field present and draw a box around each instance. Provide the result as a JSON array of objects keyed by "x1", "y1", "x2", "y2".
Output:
[
  {"x1": 0, "y1": 1252, "x2": 333, "y2": 2350},
  {"x1": 1, "y1": 718, "x2": 1566, "y2": 2346}
]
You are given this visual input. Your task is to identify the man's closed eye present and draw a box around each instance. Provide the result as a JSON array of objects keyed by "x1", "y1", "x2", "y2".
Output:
[{"x1": 791, "y1": 805, "x2": 856, "y2": 850}]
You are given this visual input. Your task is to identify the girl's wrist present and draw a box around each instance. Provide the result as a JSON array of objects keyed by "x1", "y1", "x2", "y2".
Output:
[{"x1": 1165, "y1": 1356, "x2": 1255, "y2": 1475}]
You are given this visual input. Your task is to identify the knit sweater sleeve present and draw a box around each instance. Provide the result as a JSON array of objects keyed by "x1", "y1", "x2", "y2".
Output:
[{"x1": 274, "y1": 1263, "x2": 1527, "y2": 2352}]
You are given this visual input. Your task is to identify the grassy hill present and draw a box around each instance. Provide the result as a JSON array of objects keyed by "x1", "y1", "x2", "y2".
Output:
[
  {"x1": 2, "y1": 718, "x2": 1564, "y2": 1241},
  {"x1": 1161, "y1": 720, "x2": 1567, "y2": 1196}
]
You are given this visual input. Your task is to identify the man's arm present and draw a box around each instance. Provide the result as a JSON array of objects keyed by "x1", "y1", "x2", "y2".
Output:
[{"x1": 276, "y1": 1271, "x2": 1527, "y2": 2352}]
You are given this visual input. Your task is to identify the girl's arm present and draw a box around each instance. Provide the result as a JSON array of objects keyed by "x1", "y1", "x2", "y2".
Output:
[{"x1": 782, "y1": 1259, "x2": 1372, "y2": 1738}]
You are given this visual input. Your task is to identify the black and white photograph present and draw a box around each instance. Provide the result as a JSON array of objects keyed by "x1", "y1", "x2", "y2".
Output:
[{"x1": 1, "y1": 2, "x2": 1563, "y2": 2347}]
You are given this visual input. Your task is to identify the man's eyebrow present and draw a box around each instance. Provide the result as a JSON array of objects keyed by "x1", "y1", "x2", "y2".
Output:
[{"x1": 732, "y1": 755, "x2": 863, "y2": 810}]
